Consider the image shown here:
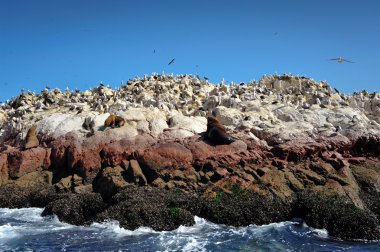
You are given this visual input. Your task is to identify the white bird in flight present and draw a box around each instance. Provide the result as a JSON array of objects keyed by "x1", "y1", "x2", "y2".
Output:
[{"x1": 329, "y1": 57, "x2": 355, "y2": 63}]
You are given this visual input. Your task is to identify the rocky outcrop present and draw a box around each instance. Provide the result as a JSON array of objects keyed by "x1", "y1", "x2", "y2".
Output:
[{"x1": 0, "y1": 74, "x2": 379, "y2": 241}]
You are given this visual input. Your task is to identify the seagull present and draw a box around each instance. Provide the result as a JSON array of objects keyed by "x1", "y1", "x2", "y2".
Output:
[
  {"x1": 329, "y1": 57, "x2": 354, "y2": 63},
  {"x1": 168, "y1": 58, "x2": 175, "y2": 65}
]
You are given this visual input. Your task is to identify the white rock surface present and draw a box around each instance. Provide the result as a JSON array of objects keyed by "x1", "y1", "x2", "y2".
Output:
[{"x1": 0, "y1": 73, "x2": 379, "y2": 146}]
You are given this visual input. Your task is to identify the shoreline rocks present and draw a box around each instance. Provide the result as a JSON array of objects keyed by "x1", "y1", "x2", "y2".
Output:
[{"x1": 0, "y1": 73, "x2": 379, "y2": 241}]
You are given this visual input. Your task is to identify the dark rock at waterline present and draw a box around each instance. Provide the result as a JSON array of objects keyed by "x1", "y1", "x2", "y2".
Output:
[
  {"x1": 198, "y1": 191, "x2": 293, "y2": 226},
  {"x1": 0, "y1": 184, "x2": 31, "y2": 208},
  {"x1": 96, "y1": 186, "x2": 196, "y2": 231},
  {"x1": 42, "y1": 193, "x2": 107, "y2": 225},
  {"x1": 293, "y1": 191, "x2": 380, "y2": 240}
]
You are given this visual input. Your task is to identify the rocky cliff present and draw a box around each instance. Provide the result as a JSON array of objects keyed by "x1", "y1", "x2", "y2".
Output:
[{"x1": 0, "y1": 74, "x2": 379, "y2": 240}]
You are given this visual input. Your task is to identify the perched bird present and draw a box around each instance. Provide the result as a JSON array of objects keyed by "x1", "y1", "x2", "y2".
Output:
[
  {"x1": 329, "y1": 57, "x2": 354, "y2": 63},
  {"x1": 204, "y1": 76, "x2": 209, "y2": 81}
]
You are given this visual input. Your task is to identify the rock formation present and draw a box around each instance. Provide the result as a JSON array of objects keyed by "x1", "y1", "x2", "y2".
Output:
[{"x1": 0, "y1": 73, "x2": 379, "y2": 241}]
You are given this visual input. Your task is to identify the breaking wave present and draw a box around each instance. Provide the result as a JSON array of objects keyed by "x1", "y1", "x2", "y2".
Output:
[{"x1": 0, "y1": 208, "x2": 378, "y2": 251}]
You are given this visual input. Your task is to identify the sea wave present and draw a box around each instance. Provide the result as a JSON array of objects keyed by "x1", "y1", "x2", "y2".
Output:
[{"x1": 1, "y1": 208, "x2": 378, "y2": 251}]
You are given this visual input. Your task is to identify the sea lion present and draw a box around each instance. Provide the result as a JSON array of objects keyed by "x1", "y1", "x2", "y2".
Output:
[
  {"x1": 24, "y1": 125, "x2": 39, "y2": 149},
  {"x1": 104, "y1": 114, "x2": 125, "y2": 128},
  {"x1": 205, "y1": 116, "x2": 235, "y2": 145}
]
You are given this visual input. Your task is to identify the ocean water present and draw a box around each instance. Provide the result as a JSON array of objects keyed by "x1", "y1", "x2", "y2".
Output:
[{"x1": 0, "y1": 208, "x2": 379, "y2": 251}]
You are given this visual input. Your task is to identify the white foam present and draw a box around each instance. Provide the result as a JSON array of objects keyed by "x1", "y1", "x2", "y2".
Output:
[
  {"x1": 0, "y1": 223, "x2": 20, "y2": 240},
  {"x1": 0, "y1": 208, "x2": 44, "y2": 222},
  {"x1": 182, "y1": 237, "x2": 207, "y2": 252},
  {"x1": 310, "y1": 227, "x2": 329, "y2": 239},
  {"x1": 90, "y1": 220, "x2": 158, "y2": 237}
]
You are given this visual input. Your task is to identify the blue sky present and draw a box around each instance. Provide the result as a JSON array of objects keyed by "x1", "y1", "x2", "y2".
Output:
[{"x1": 0, "y1": 0, "x2": 379, "y2": 102}]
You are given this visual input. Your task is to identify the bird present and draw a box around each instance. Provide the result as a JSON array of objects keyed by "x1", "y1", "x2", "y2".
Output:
[
  {"x1": 153, "y1": 49, "x2": 156, "y2": 53},
  {"x1": 329, "y1": 57, "x2": 354, "y2": 63},
  {"x1": 335, "y1": 125, "x2": 342, "y2": 132},
  {"x1": 204, "y1": 76, "x2": 209, "y2": 80},
  {"x1": 168, "y1": 58, "x2": 175, "y2": 65}
]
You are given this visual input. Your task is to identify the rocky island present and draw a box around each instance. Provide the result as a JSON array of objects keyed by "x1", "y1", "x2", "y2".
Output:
[{"x1": 0, "y1": 74, "x2": 379, "y2": 241}]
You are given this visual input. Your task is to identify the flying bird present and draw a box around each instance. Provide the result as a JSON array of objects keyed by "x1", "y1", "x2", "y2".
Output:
[
  {"x1": 329, "y1": 57, "x2": 354, "y2": 63},
  {"x1": 168, "y1": 58, "x2": 175, "y2": 65}
]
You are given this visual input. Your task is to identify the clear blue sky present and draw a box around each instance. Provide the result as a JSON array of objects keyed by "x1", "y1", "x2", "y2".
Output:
[{"x1": 1, "y1": 0, "x2": 379, "y2": 102}]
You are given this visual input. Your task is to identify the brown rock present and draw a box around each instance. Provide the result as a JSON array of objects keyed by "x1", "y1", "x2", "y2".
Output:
[
  {"x1": 100, "y1": 140, "x2": 129, "y2": 167},
  {"x1": 260, "y1": 170, "x2": 293, "y2": 199},
  {"x1": 284, "y1": 170, "x2": 304, "y2": 191},
  {"x1": 74, "y1": 184, "x2": 93, "y2": 194},
  {"x1": 93, "y1": 166, "x2": 128, "y2": 199},
  {"x1": 309, "y1": 162, "x2": 334, "y2": 176},
  {"x1": 7, "y1": 147, "x2": 51, "y2": 179},
  {"x1": 188, "y1": 140, "x2": 247, "y2": 161},
  {"x1": 151, "y1": 177, "x2": 165, "y2": 188},
  {"x1": 55, "y1": 174, "x2": 83, "y2": 193},
  {"x1": 14, "y1": 171, "x2": 53, "y2": 188},
  {"x1": 297, "y1": 168, "x2": 326, "y2": 185},
  {"x1": 351, "y1": 165, "x2": 380, "y2": 193},
  {"x1": 139, "y1": 143, "x2": 193, "y2": 182}
]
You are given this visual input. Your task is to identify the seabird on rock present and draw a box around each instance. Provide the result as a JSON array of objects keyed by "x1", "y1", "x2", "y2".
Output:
[
  {"x1": 204, "y1": 76, "x2": 209, "y2": 81},
  {"x1": 168, "y1": 58, "x2": 175, "y2": 65},
  {"x1": 329, "y1": 57, "x2": 354, "y2": 63}
]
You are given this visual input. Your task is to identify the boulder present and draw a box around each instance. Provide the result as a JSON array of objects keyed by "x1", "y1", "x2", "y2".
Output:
[{"x1": 93, "y1": 165, "x2": 129, "y2": 199}]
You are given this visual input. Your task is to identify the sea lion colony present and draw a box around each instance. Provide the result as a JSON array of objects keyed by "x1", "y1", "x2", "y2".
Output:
[{"x1": 0, "y1": 73, "x2": 379, "y2": 147}]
